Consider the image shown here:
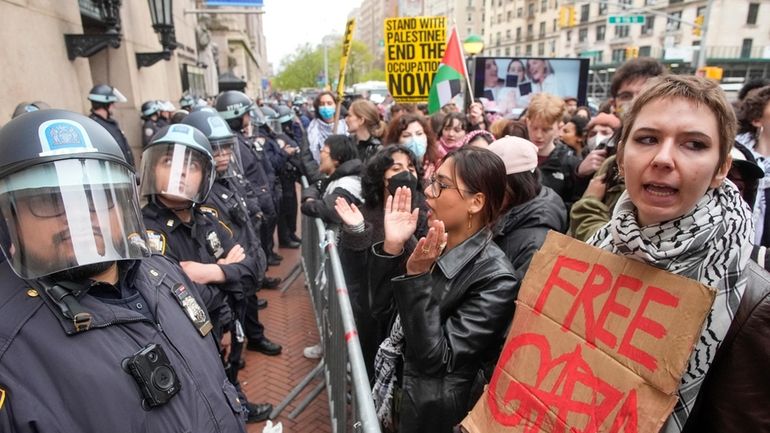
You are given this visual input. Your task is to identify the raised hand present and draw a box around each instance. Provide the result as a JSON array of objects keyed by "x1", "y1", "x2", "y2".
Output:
[
  {"x1": 406, "y1": 219, "x2": 447, "y2": 275},
  {"x1": 334, "y1": 196, "x2": 364, "y2": 227},
  {"x1": 383, "y1": 186, "x2": 419, "y2": 255}
]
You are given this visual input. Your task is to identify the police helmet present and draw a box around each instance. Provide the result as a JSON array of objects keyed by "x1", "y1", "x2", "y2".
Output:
[
  {"x1": 87, "y1": 84, "x2": 127, "y2": 104},
  {"x1": 181, "y1": 111, "x2": 243, "y2": 177},
  {"x1": 0, "y1": 109, "x2": 150, "y2": 279},
  {"x1": 276, "y1": 105, "x2": 295, "y2": 124},
  {"x1": 260, "y1": 105, "x2": 282, "y2": 133},
  {"x1": 12, "y1": 101, "x2": 49, "y2": 119},
  {"x1": 141, "y1": 100, "x2": 161, "y2": 118},
  {"x1": 215, "y1": 91, "x2": 253, "y2": 121},
  {"x1": 139, "y1": 124, "x2": 216, "y2": 205},
  {"x1": 179, "y1": 94, "x2": 195, "y2": 110},
  {"x1": 250, "y1": 106, "x2": 267, "y2": 127}
]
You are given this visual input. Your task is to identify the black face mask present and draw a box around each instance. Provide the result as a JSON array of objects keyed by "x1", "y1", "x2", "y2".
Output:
[{"x1": 386, "y1": 171, "x2": 418, "y2": 197}]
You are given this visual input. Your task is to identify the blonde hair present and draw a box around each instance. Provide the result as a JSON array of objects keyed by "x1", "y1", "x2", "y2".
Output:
[
  {"x1": 526, "y1": 93, "x2": 567, "y2": 126},
  {"x1": 349, "y1": 99, "x2": 386, "y2": 138}
]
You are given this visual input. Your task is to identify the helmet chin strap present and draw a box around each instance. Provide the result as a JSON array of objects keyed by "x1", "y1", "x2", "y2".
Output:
[{"x1": 152, "y1": 194, "x2": 194, "y2": 212}]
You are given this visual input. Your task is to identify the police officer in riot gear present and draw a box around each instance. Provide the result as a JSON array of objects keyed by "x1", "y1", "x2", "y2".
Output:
[
  {"x1": 274, "y1": 105, "x2": 303, "y2": 248},
  {"x1": 0, "y1": 110, "x2": 247, "y2": 432},
  {"x1": 140, "y1": 100, "x2": 162, "y2": 148},
  {"x1": 139, "y1": 123, "x2": 273, "y2": 422},
  {"x1": 179, "y1": 94, "x2": 195, "y2": 111},
  {"x1": 215, "y1": 91, "x2": 283, "y2": 268},
  {"x1": 87, "y1": 84, "x2": 135, "y2": 168},
  {"x1": 182, "y1": 110, "x2": 283, "y2": 356}
]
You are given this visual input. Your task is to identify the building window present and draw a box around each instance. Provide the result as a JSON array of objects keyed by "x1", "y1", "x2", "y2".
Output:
[
  {"x1": 598, "y1": 2, "x2": 607, "y2": 15},
  {"x1": 579, "y1": 28, "x2": 588, "y2": 42},
  {"x1": 468, "y1": 28, "x2": 472, "y2": 36},
  {"x1": 538, "y1": 42, "x2": 545, "y2": 56},
  {"x1": 669, "y1": 0, "x2": 683, "y2": 3},
  {"x1": 580, "y1": 4, "x2": 590, "y2": 22},
  {"x1": 498, "y1": 13, "x2": 503, "y2": 23},
  {"x1": 741, "y1": 38, "x2": 753, "y2": 58},
  {"x1": 612, "y1": 48, "x2": 626, "y2": 63},
  {"x1": 515, "y1": 46, "x2": 521, "y2": 56},
  {"x1": 566, "y1": 30, "x2": 572, "y2": 41},
  {"x1": 553, "y1": 18, "x2": 557, "y2": 32},
  {"x1": 615, "y1": 25, "x2": 629, "y2": 38},
  {"x1": 550, "y1": 40, "x2": 556, "y2": 55},
  {"x1": 644, "y1": 0, "x2": 655, "y2": 4},
  {"x1": 506, "y1": 29, "x2": 512, "y2": 40},
  {"x1": 539, "y1": 22, "x2": 546, "y2": 37},
  {"x1": 526, "y1": 44, "x2": 533, "y2": 56},
  {"x1": 667, "y1": 11, "x2": 682, "y2": 31},
  {"x1": 517, "y1": 7, "x2": 523, "y2": 17},
  {"x1": 596, "y1": 24, "x2": 605, "y2": 41},
  {"x1": 516, "y1": 27, "x2": 522, "y2": 41},
  {"x1": 747, "y1": 3, "x2": 759, "y2": 25},
  {"x1": 527, "y1": 23, "x2": 533, "y2": 36},
  {"x1": 496, "y1": 31, "x2": 501, "y2": 46},
  {"x1": 505, "y1": 47, "x2": 511, "y2": 56},
  {"x1": 541, "y1": 0, "x2": 547, "y2": 12},
  {"x1": 639, "y1": 45, "x2": 651, "y2": 57},
  {"x1": 467, "y1": 13, "x2": 472, "y2": 22},
  {"x1": 507, "y1": 10, "x2": 512, "y2": 21},
  {"x1": 641, "y1": 15, "x2": 655, "y2": 35}
]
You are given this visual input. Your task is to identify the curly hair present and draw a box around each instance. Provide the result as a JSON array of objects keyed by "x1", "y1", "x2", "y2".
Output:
[
  {"x1": 384, "y1": 113, "x2": 438, "y2": 163},
  {"x1": 738, "y1": 85, "x2": 770, "y2": 136},
  {"x1": 361, "y1": 144, "x2": 423, "y2": 208}
]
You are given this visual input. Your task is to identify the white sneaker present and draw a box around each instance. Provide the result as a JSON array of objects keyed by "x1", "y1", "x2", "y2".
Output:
[{"x1": 303, "y1": 343, "x2": 323, "y2": 359}]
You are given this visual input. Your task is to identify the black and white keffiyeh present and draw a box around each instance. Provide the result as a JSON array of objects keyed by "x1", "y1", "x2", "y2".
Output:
[
  {"x1": 372, "y1": 315, "x2": 405, "y2": 433},
  {"x1": 588, "y1": 181, "x2": 754, "y2": 432}
]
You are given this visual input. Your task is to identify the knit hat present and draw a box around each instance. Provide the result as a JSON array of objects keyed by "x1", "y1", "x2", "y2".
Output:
[
  {"x1": 488, "y1": 136, "x2": 538, "y2": 174},
  {"x1": 586, "y1": 112, "x2": 621, "y2": 131}
]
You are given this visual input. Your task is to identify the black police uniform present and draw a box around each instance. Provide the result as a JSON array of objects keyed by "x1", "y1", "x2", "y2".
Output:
[
  {"x1": 275, "y1": 132, "x2": 302, "y2": 246},
  {"x1": 89, "y1": 112, "x2": 135, "y2": 168},
  {"x1": 205, "y1": 180, "x2": 270, "y2": 363},
  {"x1": 142, "y1": 118, "x2": 161, "y2": 149},
  {"x1": 141, "y1": 201, "x2": 259, "y2": 338},
  {"x1": 257, "y1": 128, "x2": 287, "y2": 256},
  {"x1": 0, "y1": 256, "x2": 247, "y2": 432}
]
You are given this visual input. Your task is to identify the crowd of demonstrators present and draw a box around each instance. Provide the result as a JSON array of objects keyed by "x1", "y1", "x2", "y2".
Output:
[{"x1": 6, "y1": 54, "x2": 770, "y2": 432}]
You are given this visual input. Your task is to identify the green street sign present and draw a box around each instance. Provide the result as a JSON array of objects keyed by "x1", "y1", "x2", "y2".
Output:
[{"x1": 607, "y1": 15, "x2": 645, "y2": 25}]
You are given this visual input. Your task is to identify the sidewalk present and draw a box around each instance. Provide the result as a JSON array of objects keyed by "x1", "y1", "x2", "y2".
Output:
[{"x1": 241, "y1": 245, "x2": 331, "y2": 433}]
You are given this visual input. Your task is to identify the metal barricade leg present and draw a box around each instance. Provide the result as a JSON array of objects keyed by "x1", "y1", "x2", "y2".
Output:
[{"x1": 269, "y1": 360, "x2": 325, "y2": 419}]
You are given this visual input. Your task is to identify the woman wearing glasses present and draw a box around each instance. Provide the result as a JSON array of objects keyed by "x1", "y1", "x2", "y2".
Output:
[{"x1": 369, "y1": 146, "x2": 519, "y2": 433}]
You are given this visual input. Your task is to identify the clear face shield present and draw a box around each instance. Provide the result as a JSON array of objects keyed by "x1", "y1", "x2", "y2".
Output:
[
  {"x1": 111, "y1": 87, "x2": 128, "y2": 103},
  {"x1": 210, "y1": 137, "x2": 242, "y2": 178},
  {"x1": 0, "y1": 160, "x2": 149, "y2": 279},
  {"x1": 140, "y1": 143, "x2": 214, "y2": 204}
]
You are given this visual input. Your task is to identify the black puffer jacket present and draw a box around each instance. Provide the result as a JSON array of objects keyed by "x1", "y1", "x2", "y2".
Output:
[
  {"x1": 539, "y1": 142, "x2": 587, "y2": 210},
  {"x1": 494, "y1": 186, "x2": 567, "y2": 277},
  {"x1": 300, "y1": 158, "x2": 364, "y2": 224},
  {"x1": 371, "y1": 228, "x2": 519, "y2": 433}
]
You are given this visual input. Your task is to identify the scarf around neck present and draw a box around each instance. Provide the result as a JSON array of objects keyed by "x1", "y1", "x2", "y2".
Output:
[
  {"x1": 436, "y1": 137, "x2": 463, "y2": 159},
  {"x1": 588, "y1": 180, "x2": 754, "y2": 432}
]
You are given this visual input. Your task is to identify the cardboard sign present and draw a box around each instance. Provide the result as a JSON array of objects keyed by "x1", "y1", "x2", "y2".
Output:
[
  {"x1": 384, "y1": 16, "x2": 446, "y2": 103},
  {"x1": 462, "y1": 232, "x2": 716, "y2": 433}
]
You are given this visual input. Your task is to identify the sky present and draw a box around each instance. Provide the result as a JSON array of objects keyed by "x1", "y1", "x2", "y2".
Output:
[{"x1": 263, "y1": 0, "x2": 363, "y2": 72}]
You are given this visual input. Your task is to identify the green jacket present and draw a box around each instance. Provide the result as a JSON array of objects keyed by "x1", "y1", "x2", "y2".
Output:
[{"x1": 569, "y1": 155, "x2": 626, "y2": 241}]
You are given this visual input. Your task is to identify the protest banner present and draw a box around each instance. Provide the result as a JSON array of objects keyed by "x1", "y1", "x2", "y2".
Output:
[
  {"x1": 384, "y1": 16, "x2": 446, "y2": 103},
  {"x1": 333, "y1": 18, "x2": 355, "y2": 133},
  {"x1": 462, "y1": 232, "x2": 716, "y2": 433}
]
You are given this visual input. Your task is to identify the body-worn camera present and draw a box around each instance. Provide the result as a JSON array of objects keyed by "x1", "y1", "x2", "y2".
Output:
[{"x1": 122, "y1": 343, "x2": 181, "y2": 409}]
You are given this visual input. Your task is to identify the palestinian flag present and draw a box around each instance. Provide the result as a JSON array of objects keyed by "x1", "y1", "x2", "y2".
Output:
[{"x1": 428, "y1": 28, "x2": 467, "y2": 114}]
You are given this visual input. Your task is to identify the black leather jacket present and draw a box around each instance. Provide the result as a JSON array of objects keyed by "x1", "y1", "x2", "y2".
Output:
[
  {"x1": 683, "y1": 260, "x2": 770, "y2": 432},
  {"x1": 371, "y1": 228, "x2": 519, "y2": 433}
]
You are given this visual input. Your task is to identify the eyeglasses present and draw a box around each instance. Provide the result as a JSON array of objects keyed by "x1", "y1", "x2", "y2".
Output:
[
  {"x1": 22, "y1": 189, "x2": 116, "y2": 218},
  {"x1": 427, "y1": 175, "x2": 471, "y2": 198}
]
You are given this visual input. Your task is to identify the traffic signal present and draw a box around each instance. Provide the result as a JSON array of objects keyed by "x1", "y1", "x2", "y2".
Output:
[
  {"x1": 625, "y1": 46, "x2": 639, "y2": 59},
  {"x1": 559, "y1": 6, "x2": 577, "y2": 28},
  {"x1": 569, "y1": 6, "x2": 577, "y2": 27},
  {"x1": 693, "y1": 15, "x2": 704, "y2": 36}
]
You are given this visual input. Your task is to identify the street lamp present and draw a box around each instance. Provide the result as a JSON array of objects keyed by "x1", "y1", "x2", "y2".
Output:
[
  {"x1": 136, "y1": 0, "x2": 178, "y2": 69},
  {"x1": 463, "y1": 34, "x2": 485, "y2": 57},
  {"x1": 462, "y1": 34, "x2": 485, "y2": 108},
  {"x1": 64, "y1": 0, "x2": 123, "y2": 60}
]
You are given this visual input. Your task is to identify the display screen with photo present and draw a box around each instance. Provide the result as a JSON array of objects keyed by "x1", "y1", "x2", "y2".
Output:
[{"x1": 472, "y1": 57, "x2": 589, "y2": 117}]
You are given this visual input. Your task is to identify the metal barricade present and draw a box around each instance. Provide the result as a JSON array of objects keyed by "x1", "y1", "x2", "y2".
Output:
[{"x1": 270, "y1": 178, "x2": 381, "y2": 433}]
